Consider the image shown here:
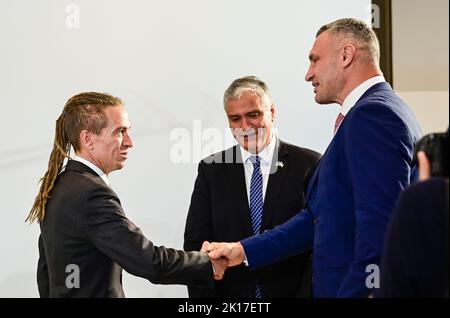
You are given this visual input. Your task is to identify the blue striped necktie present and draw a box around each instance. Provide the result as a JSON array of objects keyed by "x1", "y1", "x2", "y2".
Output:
[{"x1": 249, "y1": 155, "x2": 263, "y2": 298}]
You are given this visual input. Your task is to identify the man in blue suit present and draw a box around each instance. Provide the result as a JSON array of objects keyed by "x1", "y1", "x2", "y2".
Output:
[{"x1": 206, "y1": 18, "x2": 422, "y2": 297}]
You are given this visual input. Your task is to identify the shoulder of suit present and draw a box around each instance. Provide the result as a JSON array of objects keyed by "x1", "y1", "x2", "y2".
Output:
[
  {"x1": 59, "y1": 168, "x2": 114, "y2": 195},
  {"x1": 394, "y1": 178, "x2": 448, "y2": 228},
  {"x1": 199, "y1": 145, "x2": 240, "y2": 165},
  {"x1": 349, "y1": 91, "x2": 418, "y2": 130},
  {"x1": 352, "y1": 85, "x2": 401, "y2": 115},
  {"x1": 403, "y1": 178, "x2": 447, "y2": 200}
]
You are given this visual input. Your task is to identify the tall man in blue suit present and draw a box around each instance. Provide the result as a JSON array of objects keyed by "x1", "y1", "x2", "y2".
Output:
[{"x1": 206, "y1": 18, "x2": 422, "y2": 298}]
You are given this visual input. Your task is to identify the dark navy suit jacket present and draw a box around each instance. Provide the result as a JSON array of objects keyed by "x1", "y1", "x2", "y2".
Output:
[{"x1": 242, "y1": 82, "x2": 422, "y2": 298}]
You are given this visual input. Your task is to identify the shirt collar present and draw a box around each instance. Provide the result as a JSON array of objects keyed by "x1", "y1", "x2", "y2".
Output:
[
  {"x1": 240, "y1": 131, "x2": 276, "y2": 166},
  {"x1": 72, "y1": 154, "x2": 110, "y2": 186},
  {"x1": 341, "y1": 75, "x2": 385, "y2": 116}
]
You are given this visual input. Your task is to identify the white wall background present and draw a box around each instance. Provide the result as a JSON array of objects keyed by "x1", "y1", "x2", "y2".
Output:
[
  {"x1": 1, "y1": 0, "x2": 392, "y2": 297},
  {"x1": 392, "y1": 0, "x2": 449, "y2": 134}
]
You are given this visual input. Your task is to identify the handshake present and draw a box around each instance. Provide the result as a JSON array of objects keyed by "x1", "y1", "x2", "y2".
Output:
[{"x1": 200, "y1": 241, "x2": 247, "y2": 280}]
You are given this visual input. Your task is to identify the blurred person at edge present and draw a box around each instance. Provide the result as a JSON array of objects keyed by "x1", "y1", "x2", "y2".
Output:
[{"x1": 376, "y1": 128, "x2": 449, "y2": 297}]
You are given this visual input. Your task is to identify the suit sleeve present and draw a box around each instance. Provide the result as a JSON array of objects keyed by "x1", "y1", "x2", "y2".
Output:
[
  {"x1": 83, "y1": 185, "x2": 214, "y2": 288},
  {"x1": 242, "y1": 207, "x2": 314, "y2": 270},
  {"x1": 183, "y1": 161, "x2": 217, "y2": 297},
  {"x1": 37, "y1": 234, "x2": 49, "y2": 298},
  {"x1": 337, "y1": 103, "x2": 415, "y2": 297}
]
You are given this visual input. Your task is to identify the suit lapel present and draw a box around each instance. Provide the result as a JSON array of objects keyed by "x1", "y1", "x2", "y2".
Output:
[
  {"x1": 305, "y1": 160, "x2": 320, "y2": 202},
  {"x1": 304, "y1": 143, "x2": 332, "y2": 202},
  {"x1": 261, "y1": 139, "x2": 289, "y2": 230}
]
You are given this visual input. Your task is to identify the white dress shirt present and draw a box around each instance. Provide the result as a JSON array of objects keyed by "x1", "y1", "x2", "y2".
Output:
[
  {"x1": 239, "y1": 132, "x2": 277, "y2": 205},
  {"x1": 72, "y1": 154, "x2": 110, "y2": 186}
]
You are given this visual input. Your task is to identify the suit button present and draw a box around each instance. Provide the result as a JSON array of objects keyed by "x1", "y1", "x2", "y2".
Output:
[{"x1": 313, "y1": 219, "x2": 318, "y2": 224}]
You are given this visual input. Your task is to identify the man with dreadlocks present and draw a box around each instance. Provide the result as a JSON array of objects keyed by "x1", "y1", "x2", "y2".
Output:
[{"x1": 27, "y1": 92, "x2": 226, "y2": 297}]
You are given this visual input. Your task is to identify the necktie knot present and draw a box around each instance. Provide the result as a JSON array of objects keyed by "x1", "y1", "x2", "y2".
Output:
[
  {"x1": 249, "y1": 155, "x2": 263, "y2": 235},
  {"x1": 249, "y1": 155, "x2": 261, "y2": 168}
]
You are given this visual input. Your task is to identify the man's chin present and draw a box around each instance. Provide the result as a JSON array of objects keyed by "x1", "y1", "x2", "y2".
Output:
[
  {"x1": 315, "y1": 95, "x2": 335, "y2": 105},
  {"x1": 315, "y1": 95, "x2": 324, "y2": 104},
  {"x1": 115, "y1": 162, "x2": 126, "y2": 171}
]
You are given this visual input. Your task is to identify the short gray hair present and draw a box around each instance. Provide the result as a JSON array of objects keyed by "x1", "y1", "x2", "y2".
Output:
[
  {"x1": 223, "y1": 76, "x2": 273, "y2": 110},
  {"x1": 317, "y1": 18, "x2": 380, "y2": 64}
]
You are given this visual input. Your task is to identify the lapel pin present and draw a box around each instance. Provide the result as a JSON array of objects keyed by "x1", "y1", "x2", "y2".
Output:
[{"x1": 275, "y1": 161, "x2": 284, "y2": 168}]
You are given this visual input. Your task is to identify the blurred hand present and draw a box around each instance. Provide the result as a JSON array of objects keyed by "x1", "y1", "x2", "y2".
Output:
[
  {"x1": 210, "y1": 257, "x2": 227, "y2": 280},
  {"x1": 206, "y1": 242, "x2": 246, "y2": 267},
  {"x1": 201, "y1": 241, "x2": 228, "y2": 280},
  {"x1": 200, "y1": 241, "x2": 212, "y2": 253},
  {"x1": 417, "y1": 151, "x2": 431, "y2": 181}
]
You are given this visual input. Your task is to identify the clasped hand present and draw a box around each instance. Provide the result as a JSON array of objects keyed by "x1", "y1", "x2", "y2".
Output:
[{"x1": 201, "y1": 241, "x2": 246, "y2": 280}]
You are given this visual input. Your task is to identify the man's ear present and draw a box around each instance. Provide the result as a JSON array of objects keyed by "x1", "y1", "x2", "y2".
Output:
[
  {"x1": 341, "y1": 44, "x2": 356, "y2": 68},
  {"x1": 417, "y1": 151, "x2": 431, "y2": 181},
  {"x1": 79, "y1": 130, "x2": 94, "y2": 150}
]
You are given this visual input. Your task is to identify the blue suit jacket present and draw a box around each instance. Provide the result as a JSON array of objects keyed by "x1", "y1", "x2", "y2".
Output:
[{"x1": 242, "y1": 82, "x2": 422, "y2": 297}]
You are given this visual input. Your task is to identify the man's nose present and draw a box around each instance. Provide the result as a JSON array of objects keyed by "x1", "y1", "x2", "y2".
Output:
[
  {"x1": 241, "y1": 118, "x2": 251, "y2": 130},
  {"x1": 124, "y1": 132, "x2": 134, "y2": 148},
  {"x1": 305, "y1": 66, "x2": 313, "y2": 82}
]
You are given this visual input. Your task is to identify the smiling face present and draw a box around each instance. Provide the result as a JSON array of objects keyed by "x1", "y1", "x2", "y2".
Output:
[
  {"x1": 305, "y1": 30, "x2": 345, "y2": 105},
  {"x1": 88, "y1": 105, "x2": 133, "y2": 174},
  {"x1": 225, "y1": 91, "x2": 275, "y2": 154}
]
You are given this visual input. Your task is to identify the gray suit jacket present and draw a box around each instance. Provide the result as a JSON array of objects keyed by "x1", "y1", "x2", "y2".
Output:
[{"x1": 38, "y1": 160, "x2": 213, "y2": 297}]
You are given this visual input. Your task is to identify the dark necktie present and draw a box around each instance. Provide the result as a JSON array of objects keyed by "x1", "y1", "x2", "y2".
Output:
[{"x1": 249, "y1": 155, "x2": 263, "y2": 298}]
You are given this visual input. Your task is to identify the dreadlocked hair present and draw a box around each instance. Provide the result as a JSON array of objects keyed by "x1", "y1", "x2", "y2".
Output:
[{"x1": 26, "y1": 92, "x2": 122, "y2": 223}]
